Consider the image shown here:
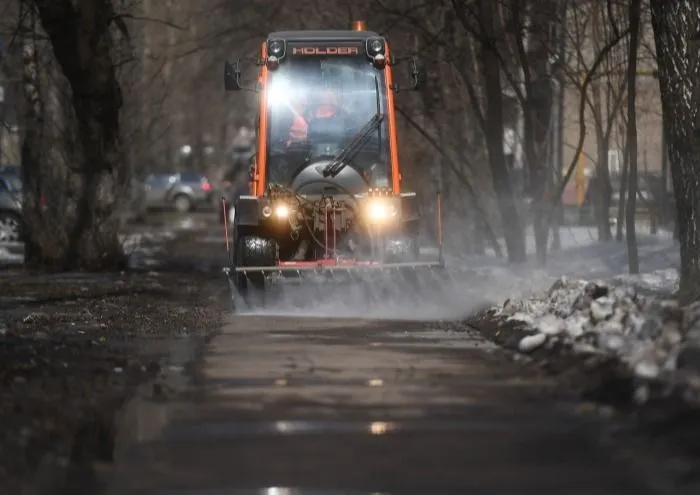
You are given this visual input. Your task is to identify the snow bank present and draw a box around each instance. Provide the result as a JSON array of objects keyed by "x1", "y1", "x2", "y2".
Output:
[
  {"x1": 496, "y1": 275, "x2": 700, "y2": 392},
  {"x1": 120, "y1": 230, "x2": 178, "y2": 269},
  {"x1": 119, "y1": 230, "x2": 176, "y2": 253}
]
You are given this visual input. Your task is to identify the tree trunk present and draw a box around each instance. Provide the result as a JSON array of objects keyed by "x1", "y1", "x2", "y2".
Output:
[
  {"x1": 32, "y1": 0, "x2": 126, "y2": 270},
  {"x1": 651, "y1": 1, "x2": 700, "y2": 301},
  {"x1": 550, "y1": 0, "x2": 568, "y2": 252},
  {"x1": 595, "y1": 145, "x2": 613, "y2": 241},
  {"x1": 591, "y1": 80, "x2": 613, "y2": 242},
  {"x1": 660, "y1": 122, "x2": 668, "y2": 227},
  {"x1": 20, "y1": 0, "x2": 47, "y2": 266},
  {"x1": 479, "y1": 0, "x2": 526, "y2": 263},
  {"x1": 616, "y1": 129, "x2": 629, "y2": 242},
  {"x1": 625, "y1": 0, "x2": 641, "y2": 275},
  {"x1": 521, "y1": 0, "x2": 559, "y2": 265},
  {"x1": 523, "y1": 120, "x2": 548, "y2": 265},
  {"x1": 590, "y1": 3, "x2": 615, "y2": 243}
]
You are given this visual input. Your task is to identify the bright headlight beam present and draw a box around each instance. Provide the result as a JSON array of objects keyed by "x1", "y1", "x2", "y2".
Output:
[
  {"x1": 266, "y1": 75, "x2": 293, "y2": 107},
  {"x1": 368, "y1": 202, "x2": 388, "y2": 219},
  {"x1": 275, "y1": 204, "x2": 290, "y2": 218},
  {"x1": 367, "y1": 200, "x2": 396, "y2": 221}
]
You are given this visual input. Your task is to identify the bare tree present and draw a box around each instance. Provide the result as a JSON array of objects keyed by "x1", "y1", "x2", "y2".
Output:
[
  {"x1": 474, "y1": 0, "x2": 528, "y2": 262},
  {"x1": 650, "y1": 1, "x2": 700, "y2": 301},
  {"x1": 625, "y1": 0, "x2": 641, "y2": 274},
  {"x1": 615, "y1": 106, "x2": 628, "y2": 241},
  {"x1": 19, "y1": 0, "x2": 46, "y2": 265},
  {"x1": 589, "y1": 2, "x2": 628, "y2": 242},
  {"x1": 16, "y1": 0, "x2": 130, "y2": 269}
]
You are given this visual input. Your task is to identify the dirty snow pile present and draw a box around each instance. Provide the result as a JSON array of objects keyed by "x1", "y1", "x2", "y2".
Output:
[
  {"x1": 120, "y1": 230, "x2": 178, "y2": 268},
  {"x1": 497, "y1": 276, "x2": 700, "y2": 389},
  {"x1": 119, "y1": 230, "x2": 176, "y2": 253}
]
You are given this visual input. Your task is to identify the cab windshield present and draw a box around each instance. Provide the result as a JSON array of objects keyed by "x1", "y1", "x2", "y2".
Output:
[{"x1": 265, "y1": 55, "x2": 390, "y2": 189}]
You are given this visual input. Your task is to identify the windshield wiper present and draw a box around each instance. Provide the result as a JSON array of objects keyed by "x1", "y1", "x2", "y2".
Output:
[
  {"x1": 322, "y1": 113, "x2": 384, "y2": 178},
  {"x1": 323, "y1": 74, "x2": 384, "y2": 179}
]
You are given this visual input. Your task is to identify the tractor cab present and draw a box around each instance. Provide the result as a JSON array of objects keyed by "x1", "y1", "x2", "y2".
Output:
[{"x1": 225, "y1": 21, "x2": 425, "y2": 197}]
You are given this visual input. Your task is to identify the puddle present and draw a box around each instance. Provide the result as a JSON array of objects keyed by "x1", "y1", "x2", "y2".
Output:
[
  {"x1": 0, "y1": 296, "x2": 40, "y2": 308},
  {"x1": 111, "y1": 334, "x2": 200, "y2": 443},
  {"x1": 46, "y1": 332, "x2": 207, "y2": 494},
  {"x1": 205, "y1": 376, "x2": 397, "y2": 389},
  {"x1": 160, "y1": 489, "x2": 392, "y2": 495},
  {"x1": 162, "y1": 417, "x2": 573, "y2": 441},
  {"x1": 380, "y1": 329, "x2": 497, "y2": 350}
]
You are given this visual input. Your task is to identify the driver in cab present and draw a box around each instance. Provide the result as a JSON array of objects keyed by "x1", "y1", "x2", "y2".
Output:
[{"x1": 286, "y1": 87, "x2": 343, "y2": 146}]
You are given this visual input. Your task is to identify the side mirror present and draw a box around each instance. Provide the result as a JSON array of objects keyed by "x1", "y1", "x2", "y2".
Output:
[
  {"x1": 224, "y1": 59, "x2": 242, "y2": 91},
  {"x1": 409, "y1": 56, "x2": 427, "y2": 91}
]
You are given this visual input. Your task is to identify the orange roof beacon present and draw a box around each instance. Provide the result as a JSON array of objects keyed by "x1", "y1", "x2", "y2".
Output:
[{"x1": 222, "y1": 22, "x2": 443, "y2": 308}]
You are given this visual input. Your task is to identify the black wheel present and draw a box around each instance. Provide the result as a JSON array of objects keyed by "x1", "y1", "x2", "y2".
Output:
[
  {"x1": 0, "y1": 212, "x2": 22, "y2": 243},
  {"x1": 233, "y1": 234, "x2": 277, "y2": 294},
  {"x1": 173, "y1": 194, "x2": 193, "y2": 213}
]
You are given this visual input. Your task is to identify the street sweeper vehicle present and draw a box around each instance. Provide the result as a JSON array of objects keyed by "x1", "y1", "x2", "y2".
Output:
[{"x1": 222, "y1": 21, "x2": 444, "y2": 304}]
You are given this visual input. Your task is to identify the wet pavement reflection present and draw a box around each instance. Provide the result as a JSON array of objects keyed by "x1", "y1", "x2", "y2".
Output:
[
  {"x1": 92, "y1": 315, "x2": 654, "y2": 495},
  {"x1": 161, "y1": 489, "x2": 391, "y2": 495}
]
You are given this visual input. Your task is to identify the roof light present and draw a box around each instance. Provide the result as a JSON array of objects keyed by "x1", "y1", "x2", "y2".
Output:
[{"x1": 352, "y1": 20, "x2": 367, "y2": 31}]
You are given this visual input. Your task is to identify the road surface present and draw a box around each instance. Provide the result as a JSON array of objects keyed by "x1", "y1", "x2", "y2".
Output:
[{"x1": 90, "y1": 311, "x2": 654, "y2": 494}]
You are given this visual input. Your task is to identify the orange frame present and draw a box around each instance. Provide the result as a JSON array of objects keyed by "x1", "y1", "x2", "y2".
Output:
[{"x1": 253, "y1": 39, "x2": 402, "y2": 196}]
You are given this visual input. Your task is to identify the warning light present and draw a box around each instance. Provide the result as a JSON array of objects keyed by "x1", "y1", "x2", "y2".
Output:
[{"x1": 352, "y1": 20, "x2": 367, "y2": 31}]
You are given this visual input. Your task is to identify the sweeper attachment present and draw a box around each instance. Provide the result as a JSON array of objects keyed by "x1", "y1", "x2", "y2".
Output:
[{"x1": 221, "y1": 22, "x2": 444, "y2": 310}]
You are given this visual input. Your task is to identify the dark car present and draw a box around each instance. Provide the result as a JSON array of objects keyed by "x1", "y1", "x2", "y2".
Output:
[
  {"x1": 0, "y1": 172, "x2": 22, "y2": 243},
  {"x1": 143, "y1": 171, "x2": 214, "y2": 213}
]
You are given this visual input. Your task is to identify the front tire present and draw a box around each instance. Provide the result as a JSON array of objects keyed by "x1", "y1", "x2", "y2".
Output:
[
  {"x1": 233, "y1": 234, "x2": 277, "y2": 295},
  {"x1": 0, "y1": 212, "x2": 22, "y2": 243},
  {"x1": 173, "y1": 194, "x2": 193, "y2": 213}
]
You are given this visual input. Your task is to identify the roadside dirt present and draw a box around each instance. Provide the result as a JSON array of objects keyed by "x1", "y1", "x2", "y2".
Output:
[{"x1": 0, "y1": 246, "x2": 228, "y2": 494}]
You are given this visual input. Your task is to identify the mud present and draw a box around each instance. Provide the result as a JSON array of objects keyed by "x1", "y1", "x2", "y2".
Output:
[{"x1": 0, "y1": 267, "x2": 226, "y2": 494}]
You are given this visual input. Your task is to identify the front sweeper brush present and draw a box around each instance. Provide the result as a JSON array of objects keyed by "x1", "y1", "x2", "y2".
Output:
[{"x1": 220, "y1": 21, "x2": 444, "y2": 311}]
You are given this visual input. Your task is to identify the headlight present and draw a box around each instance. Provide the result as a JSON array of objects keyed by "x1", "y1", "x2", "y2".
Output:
[
  {"x1": 274, "y1": 204, "x2": 289, "y2": 218},
  {"x1": 366, "y1": 199, "x2": 397, "y2": 222}
]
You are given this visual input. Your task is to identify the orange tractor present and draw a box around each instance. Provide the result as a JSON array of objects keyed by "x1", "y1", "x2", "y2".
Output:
[{"x1": 222, "y1": 21, "x2": 444, "y2": 305}]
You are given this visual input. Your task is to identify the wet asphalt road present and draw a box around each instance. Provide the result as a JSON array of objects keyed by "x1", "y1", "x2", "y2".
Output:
[
  {"x1": 67, "y1": 217, "x2": 657, "y2": 494},
  {"x1": 96, "y1": 309, "x2": 656, "y2": 495}
]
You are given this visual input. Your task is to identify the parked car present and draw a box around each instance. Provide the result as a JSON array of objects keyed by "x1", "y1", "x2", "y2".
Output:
[
  {"x1": 143, "y1": 171, "x2": 214, "y2": 213},
  {"x1": 0, "y1": 164, "x2": 20, "y2": 174},
  {"x1": 0, "y1": 172, "x2": 22, "y2": 243}
]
